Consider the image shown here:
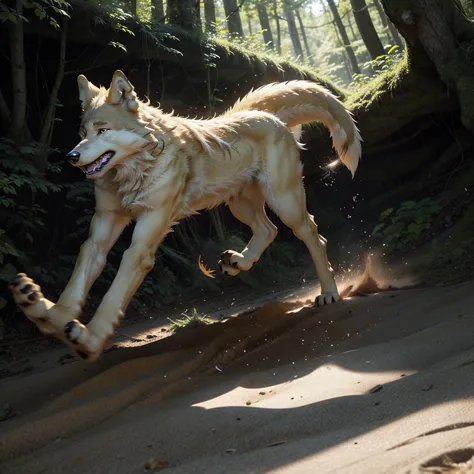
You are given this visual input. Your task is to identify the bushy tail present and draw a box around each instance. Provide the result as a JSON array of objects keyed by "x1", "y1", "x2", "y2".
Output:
[{"x1": 226, "y1": 80, "x2": 362, "y2": 177}]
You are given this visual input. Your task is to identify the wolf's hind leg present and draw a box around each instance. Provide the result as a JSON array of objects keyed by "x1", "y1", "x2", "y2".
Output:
[
  {"x1": 219, "y1": 183, "x2": 278, "y2": 276},
  {"x1": 262, "y1": 142, "x2": 340, "y2": 306}
]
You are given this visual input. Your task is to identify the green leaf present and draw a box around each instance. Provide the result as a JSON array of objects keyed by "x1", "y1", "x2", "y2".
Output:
[
  {"x1": 0, "y1": 263, "x2": 17, "y2": 282},
  {"x1": 372, "y1": 223, "x2": 385, "y2": 236}
]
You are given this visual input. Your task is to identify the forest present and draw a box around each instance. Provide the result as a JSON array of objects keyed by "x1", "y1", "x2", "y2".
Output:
[{"x1": 1, "y1": 0, "x2": 474, "y2": 339}]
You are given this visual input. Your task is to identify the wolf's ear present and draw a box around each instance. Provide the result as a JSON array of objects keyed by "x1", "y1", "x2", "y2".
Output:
[
  {"x1": 106, "y1": 70, "x2": 139, "y2": 112},
  {"x1": 77, "y1": 75, "x2": 100, "y2": 110}
]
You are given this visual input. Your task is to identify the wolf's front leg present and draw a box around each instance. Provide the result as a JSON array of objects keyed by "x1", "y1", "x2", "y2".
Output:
[
  {"x1": 63, "y1": 207, "x2": 176, "y2": 361},
  {"x1": 9, "y1": 192, "x2": 130, "y2": 347}
]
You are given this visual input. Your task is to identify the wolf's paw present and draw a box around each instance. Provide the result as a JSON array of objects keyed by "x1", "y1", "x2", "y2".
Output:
[
  {"x1": 218, "y1": 250, "x2": 247, "y2": 276},
  {"x1": 315, "y1": 292, "x2": 341, "y2": 307},
  {"x1": 64, "y1": 320, "x2": 104, "y2": 362},
  {"x1": 9, "y1": 273, "x2": 44, "y2": 309},
  {"x1": 8, "y1": 273, "x2": 60, "y2": 334}
]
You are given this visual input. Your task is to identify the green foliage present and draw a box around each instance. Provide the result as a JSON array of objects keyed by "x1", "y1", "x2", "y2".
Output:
[
  {"x1": 372, "y1": 198, "x2": 442, "y2": 252},
  {"x1": 350, "y1": 45, "x2": 403, "y2": 88},
  {"x1": 0, "y1": 0, "x2": 70, "y2": 28},
  {"x1": 0, "y1": 139, "x2": 63, "y2": 286},
  {"x1": 168, "y1": 307, "x2": 212, "y2": 333}
]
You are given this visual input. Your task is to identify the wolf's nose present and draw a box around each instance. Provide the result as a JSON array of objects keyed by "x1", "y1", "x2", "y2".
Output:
[{"x1": 66, "y1": 151, "x2": 80, "y2": 164}]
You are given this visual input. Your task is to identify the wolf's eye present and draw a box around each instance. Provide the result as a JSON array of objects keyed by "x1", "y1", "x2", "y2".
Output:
[{"x1": 98, "y1": 128, "x2": 109, "y2": 135}]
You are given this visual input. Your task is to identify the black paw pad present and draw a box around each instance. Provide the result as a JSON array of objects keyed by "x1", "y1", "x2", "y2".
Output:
[
  {"x1": 20, "y1": 284, "x2": 33, "y2": 294},
  {"x1": 76, "y1": 350, "x2": 89, "y2": 360},
  {"x1": 64, "y1": 321, "x2": 75, "y2": 334},
  {"x1": 28, "y1": 292, "x2": 39, "y2": 302}
]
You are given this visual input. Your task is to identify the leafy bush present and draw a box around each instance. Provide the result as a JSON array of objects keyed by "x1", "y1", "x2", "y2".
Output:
[{"x1": 372, "y1": 198, "x2": 441, "y2": 252}]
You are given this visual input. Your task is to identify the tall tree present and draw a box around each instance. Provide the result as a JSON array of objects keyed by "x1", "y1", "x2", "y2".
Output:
[
  {"x1": 167, "y1": 0, "x2": 201, "y2": 33},
  {"x1": 223, "y1": 0, "x2": 245, "y2": 37},
  {"x1": 8, "y1": 0, "x2": 29, "y2": 143},
  {"x1": 327, "y1": 0, "x2": 360, "y2": 75},
  {"x1": 256, "y1": 2, "x2": 274, "y2": 49},
  {"x1": 350, "y1": 0, "x2": 385, "y2": 59},
  {"x1": 284, "y1": 5, "x2": 304, "y2": 58},
  {"x1": 295, "y1": 9, "x2": 312, "y2": 59},
  {"x1": 372, "y1": 0, "x2": 402, "y2": 47},
  {"x1": 151, "y1": 0, "x2": 165, "y2": 21},
  {"x1": 204, "y1": 0, "x2": 217, "y2": 32},
  {"x1": 272, "y1": 0, "x2": 282, "y2": 53}
]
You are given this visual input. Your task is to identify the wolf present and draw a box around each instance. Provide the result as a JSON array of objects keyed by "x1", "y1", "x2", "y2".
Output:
[{"x1": 9, "y1": 70, "x2": 362, "y2": 361}]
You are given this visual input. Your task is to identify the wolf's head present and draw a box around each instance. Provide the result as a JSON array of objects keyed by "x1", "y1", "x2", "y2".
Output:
[{"x1": 67, "y1": 70, "x2": 152, "y2": 179}]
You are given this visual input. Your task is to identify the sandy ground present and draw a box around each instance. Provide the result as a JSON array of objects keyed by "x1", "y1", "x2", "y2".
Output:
[{"x1": 2, "y1": 271, "x2": 474, "y2": 473}]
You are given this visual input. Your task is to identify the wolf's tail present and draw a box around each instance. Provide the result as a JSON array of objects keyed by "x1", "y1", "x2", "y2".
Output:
[{"x1": 226, "y1": 80, "x2": 362, "y2": 177}]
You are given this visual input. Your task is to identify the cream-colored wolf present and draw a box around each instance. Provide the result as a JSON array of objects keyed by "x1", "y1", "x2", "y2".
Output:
[{"x1": 9, "y1": 70, "x2": 362, "y2": 361}]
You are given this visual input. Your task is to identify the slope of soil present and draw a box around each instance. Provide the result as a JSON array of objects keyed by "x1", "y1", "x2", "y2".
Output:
[{"x1": 1, "y1": 275, "x2": 474, "y2": 473}]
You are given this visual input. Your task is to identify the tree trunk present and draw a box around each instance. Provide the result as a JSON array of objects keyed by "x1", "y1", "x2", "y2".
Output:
[
  {"x1": 327, "y1": 0, "x2": 360, "y2": 75},
  {"x1": 256, "y1": 3, "x2": 274, "y2": 49},
  {"x1": 8, "y1": 0, "x2": 29, "y2": 144},
  {"x1": 351, "y1": 0, "x2": 386, "y2": 59},
  {"x1": 39, "y1": 16, "x2": 67, "y2": 157},
  {"x1": 373, "y1": 0, "x2": 403, "y2": 47},
  {"x1": 151, "y1": 0, "x2": 165, "y2": 21},
  {"x1": 223, "y1": 0, "x2": 244, "y2": 37},
  {"x1": 0, "y1": 89, "x2": 11, "y2": 132},
  {"x1": 204, "y1": 0, "x2": 217, "y2": 32},
  {"x1": 130, "y1": 0, "x2": 137, "y2": 15},
  {"x1": 347, "y1": 12, "x2": 357, "y2": 40},
  {"x1": 381, "y1": 0, "x2": 474, "y2": 133},
  {"x1": 167, "y1": 0, "x2": 201, "y2": 33},
  {"x1": 272, "y1": 0, "x2": 282, "y2": 54},
  {"x1": 295, "y1": 9, "x2": 312, "y2": 59},
  {"x1": 372, "y1": 0, "x2": 387, "y2": 27},
  {"x1": 284, "y1": 7, "x2": 304, "y2": 59}
]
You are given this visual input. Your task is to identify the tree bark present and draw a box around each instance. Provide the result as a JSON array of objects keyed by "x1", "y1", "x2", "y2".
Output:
[
  {"x1": 0, "y1": 89, "x2": 11, "y2": 131},
  {"x1": 284, "y1": 7, "x2": 304, "y2": 58},
  {"x1": 167, "y1": 0, "x2": 201, "y2": 33},
  {"x1": 39, "y1": 16, "x2": 67, "y2": 156},
  {"x1": 272, "y1": 0, "x2": 282, "y2": 53},
  {"x1": 130, "y1": 0, "x2": 137, "y2": 15},
  {"x1": 8, "y1": 0, "x2": 29, "y2": 144},
  {"x1": 223, "y1": 0, "x2": 244, "y2": 37},
  {"x1": 381, "y1": 0, "x2": 474, "y2": 132},
  {"x1": 256, "y1": 3, "x2": 274, "y2": 49},
  {"x1": 295, "y1": 9, "x2": 312, "y2": 59},
  {"x1": 151, "y1": 0, "x2": 165, "y2": 21},
  {"x1": 327, "y1": 0, "x2": 360, "y2": 75},
  {"x1": 351, "y1": 0, "x2": 386, "y2": 59},
  {"x1": 204, "y1": 0, "x2": 217, "y2": 32}
]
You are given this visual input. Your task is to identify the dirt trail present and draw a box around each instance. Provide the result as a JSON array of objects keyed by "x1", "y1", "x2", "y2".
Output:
[{"x1": 1, "y1": 273, "x2": 474, "y2": 473}]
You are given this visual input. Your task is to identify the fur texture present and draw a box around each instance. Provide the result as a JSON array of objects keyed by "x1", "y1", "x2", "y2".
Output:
[{"x1": 9, "y1": 70, "x2": 362, "y2": 361}]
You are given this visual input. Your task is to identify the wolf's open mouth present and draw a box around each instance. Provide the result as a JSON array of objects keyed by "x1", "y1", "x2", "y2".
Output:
[{"x1": 80, "y1": 151, "x2": 115, "y2": 175}]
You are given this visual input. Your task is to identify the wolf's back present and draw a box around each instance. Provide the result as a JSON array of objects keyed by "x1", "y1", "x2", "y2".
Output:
[{"x1": 226, "y1": 81, "x2": 362, "y2": 177}]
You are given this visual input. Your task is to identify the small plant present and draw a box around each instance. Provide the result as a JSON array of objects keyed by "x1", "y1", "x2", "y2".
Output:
[
  {"x1": 350, "y1": 45, "x2": 403, "y2": 88},
  {"x1": 168, "y1": 308, "x2": 212, "y2": 333},
  {"x1": 372, "y1": 198, "x2": 442, "y2": 252}
]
